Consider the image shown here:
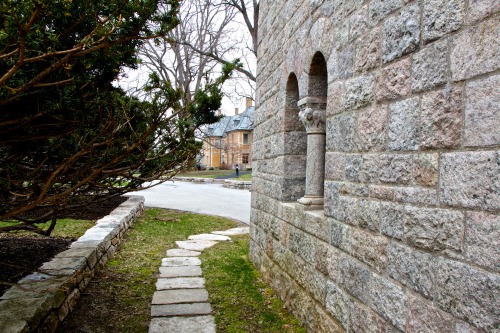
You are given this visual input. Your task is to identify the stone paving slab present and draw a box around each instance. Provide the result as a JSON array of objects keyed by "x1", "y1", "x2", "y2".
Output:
[
  {"x1": 151, "y1": 303, "x2": 212, "y2": 317},
  {"x1": 188, "y1": 234, "x2": 231, "y2": 242},
  {"x1": 175, "y1": 240, "x2": 218, "y2": 251},
  {"x1": 212, "y1": 227, "x2": 250, "y2": 236},
  {"x1": 166, "y1": 249, "x2": 201, "y2": 257},
  {"x1": 156, "y1": 277, "x2": 205, "y2": 290},
  {"x1": 161, "y1": 257, "x2": 201, "y2": 267},
  {"x1": 149, "y1": 316, "x2": 216, "y2": 333},
  {"x1": 152, "y1": 289, "x2": 208, "y2": 305},
  {"x1": 159, "y1": 266, "x2": 202, "y2": 278}
]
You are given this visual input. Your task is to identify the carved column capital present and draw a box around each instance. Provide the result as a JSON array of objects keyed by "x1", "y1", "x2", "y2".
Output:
[{"x1": 299, "y1": 107, "x2": 326, "y2": 133}]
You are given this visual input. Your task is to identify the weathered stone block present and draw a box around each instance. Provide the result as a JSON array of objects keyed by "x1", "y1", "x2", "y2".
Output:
[
  {"x1": 370, "y1": 273, "x2": 408, "y2": 330},
  {"x1": 435, "y1": 258, "x2": 500, "y2": 331},
  {"x1": 394, "y1": 187, "x2": 438, "y2": 206},
  {"x1": 332, "y1": 45, "x2": 354, "y2": 81},
  {"x1": 355, "y1": 27, "x2": 380, "y2": 73},
  {"x1": 408, "y1": 293, "x2": 455, "y2": 333},
  {"x1": 325, "y1": 281, "x2": 351, "y2": 330},
  {"x1": 339, "y1": 255, "x2": 371, "y2": 304},
  {"x1": 357, "y1": 106, "x2": 387, "y2": 152},
  {"x1": 412, "y1": 39, "x2": 448, "y2": 92},
  {"x1": 464, "y1": 73, "x2": 500, "y2": 147},
  {"x1": 350, "y1": 5, "x2": 368, "y2": 42},
  {"x1": 326, "y1": 81, "x2": 344, "y2": 116},
  {"x1": 351, "y1": 228, "x2": 387, "y2": 272},
  {"x1": 368, "y1": 0, "x2": 403, "y2": 26},
  {"x1": 413, "y1": 153, "x2": 439, "y2": 187},
  {"x1": 379, "y1": 154, "x2": 412, "y2": 185},
  {"x1": 467, "y1": 0, "x2": 500, "y2": 24},
  {"x1": 451, "y1": 16, "x2": 499, "y2": 81},
  {"x1": 369, "y1": 185, "x2": 394, "y2": 201},
  {"x1": 288, "y1": 226, "x2": 316, "y2": 263},
  {"x1": 423, "y1": 0, "x2": 465, "y2": 42},
  {"x1": 382, "y1": 4, "x2": 420, "y2": 63},
  {"x1": 420, "y1": 85, "x2": 463, "y2": 149},
  {"x1": 326, "y1": 112, "x2": 358, "y2": 152},
  {"x1": 324, "y1": 181, "x2": 340, "y2": 218},
  {"x1": 330, "y1": 218, "x2": 352, "y2": 253},
  {"x1": 404, "y1": 206, "x2": 464, "y2": 254},
  {"x1": 387, "y1": 242, "x2": 434, "y2": 299},
  {"x1": 465, "y1": 211, "x2": 500, "y2": 272},
  {"x1": 376, "y1": 58, "x2": 411, "y2": 102},
  {"x1": 349, "y1": 300, "x2": 386, "y2": 333},
  {"x1": 388, "y1": 97, "x2": 420, "y2": 151},
  {"x1": 315, "y1": 240, "x2": 342, "y2": 281},
  {"x1": 380, "y1": 202, "x2": 405, "y2": 240},
  {"x1": 325, "y1": 152, "x2": 346, "y2": 181},
  {"x1": 345, "y1": 154, "x2": 362, "y2": 183},
  {"x1": 440, "y1": 151, "x2": 500, "y2": 211},
  {"x1": 356, "y1": 199, "x2": 380, "y2": 232},
  {"x1": 359, "y1": 154, "x2": 380, "y2": 183},
  {"x1": 344, "y1": 75, "x2": 374, "y2": 110}
]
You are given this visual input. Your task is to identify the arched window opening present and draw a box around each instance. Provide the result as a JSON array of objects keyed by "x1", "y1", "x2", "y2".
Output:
[
  {"x1": 282, "y1": 73, "x2": 307, "y2": 201},
  {"x1": 297, "y1": 52, "x2": 328, "y2": 210}
]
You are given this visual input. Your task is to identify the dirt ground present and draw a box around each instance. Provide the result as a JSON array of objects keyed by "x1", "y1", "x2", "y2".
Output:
[{"x1": 0, "y1": 196, "x2": 127, "y2": 296}]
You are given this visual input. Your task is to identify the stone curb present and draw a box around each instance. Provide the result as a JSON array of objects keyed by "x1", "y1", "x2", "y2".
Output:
[
  {"x1": 171, "y1": 177, "x2": 252, "y2": 190},
  {"x1": 0, "y1": 195, "x2": 145, "y2": 333}
]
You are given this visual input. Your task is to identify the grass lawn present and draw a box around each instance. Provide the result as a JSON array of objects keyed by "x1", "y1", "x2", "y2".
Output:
[
  {"x1": 57, "y1": 208, "x2": 303, "y2": 332},
  {"x1": 176, "y1": 169, "x2": 235, "y2": 178}
]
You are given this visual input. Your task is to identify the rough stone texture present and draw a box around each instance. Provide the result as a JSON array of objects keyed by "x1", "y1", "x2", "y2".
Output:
[
  {"x1": 376, "y1": 58, "x2": 411, "y2": 102},
  {"x1": 419, "y1": 85, "x2": 463, "y2": 149},
  {"x1": 387, "y1": 242, "x2": 434, "y2": 298},
  {"x1": 357, "y1": 106, "x2": 387, "y2": 151},
  {"x1": 388, "y1": 97, "x2": 419, "y2": 151},
  {"x1": 465, "y1": 211, "x2": 500, "y2": 272},
  {"x1": 252, "y1": 2, "x2": 499, "y2": 332},
  {"x1": 408, "y1": 294, "x2": 455, "y2": 333},
  {"x1": 370, "y1": 273, "x2": 408, "y2": 330},
  {"x1": 404, "y1": 206, "x2": 464, "y2": 255},
  {"x1": 188, "y1": 233, "x2": 231, "y2": 241},
  {"x1": 451, "y1": 16, "x2": 499, "y2": 81},
  {"x1": 343, "y1": 75, "x2": 374, "y2": 111},
  {"x1": 382, "y1": 4, "x2": 420, "y2": 63},
  {"x1": 435, "y1": 258, "x2": 500, "y2": 331},
  {"x1": 149, "y1": 316, "x2": 216, "y2": 333},
  {"x1": 411, "y1": 39, "x2": 448, "y2": 92},
  {"x1": 422, "y1": 0, "x2": 465, "y2": 42},
  {"x1": 440, "y1": 151, "x2": 500, "y2": 211},
  {"x1": 464, "y1": 73, "x2": 500, "y2": 147},
  {"x1": 175, "y1": 240, "x2": 219, "y2": 251},
  {"x1": 413, "y1": 153, "x2": 438, "y2": 187}
]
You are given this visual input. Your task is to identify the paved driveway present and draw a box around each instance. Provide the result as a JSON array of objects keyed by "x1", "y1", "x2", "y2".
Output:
[{"x1": 129, "y1": 181, "x2": 251, "y2": 224}]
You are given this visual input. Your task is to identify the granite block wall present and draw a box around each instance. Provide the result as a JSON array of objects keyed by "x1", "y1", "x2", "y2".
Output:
[{"x1": 250, "y1": 1, "x2": 499, "y2": 332}]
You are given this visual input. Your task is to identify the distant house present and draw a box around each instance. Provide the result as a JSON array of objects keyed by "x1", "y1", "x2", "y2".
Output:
[{"x1": 202, "y1": 98, "x2": 254, "y2": 170}]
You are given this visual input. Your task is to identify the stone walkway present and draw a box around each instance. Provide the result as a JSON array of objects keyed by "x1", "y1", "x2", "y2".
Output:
[{"x1": 148, "y1": 227, "x2": 250, "y2": 333}]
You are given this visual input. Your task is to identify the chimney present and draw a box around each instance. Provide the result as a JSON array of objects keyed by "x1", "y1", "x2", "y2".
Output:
[
  {"x1": 245, "y1": 97, "x2": 253, "y2": 109},
  {"x1": 235, "y1": 107, "x2": 239, "y2": 115}
]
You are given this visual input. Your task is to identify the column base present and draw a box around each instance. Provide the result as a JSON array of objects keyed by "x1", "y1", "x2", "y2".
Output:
[{"x1": 297, "y1": 196, "x2": 324, "y2": 210}]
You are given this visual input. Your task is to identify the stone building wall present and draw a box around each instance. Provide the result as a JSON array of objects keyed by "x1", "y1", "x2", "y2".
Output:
[{"x1": 250, "y1": 1, "x2": 499, "y2": 332}]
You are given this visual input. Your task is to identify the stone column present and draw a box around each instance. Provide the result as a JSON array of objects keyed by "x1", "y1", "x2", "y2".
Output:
[{"x1": 297, "y1": 96, "x2": 327, "y2": 210}]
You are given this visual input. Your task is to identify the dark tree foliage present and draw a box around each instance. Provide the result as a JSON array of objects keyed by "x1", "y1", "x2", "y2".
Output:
[{"x1": 0, "y1": 0, "x2": 238, "y2": 234}]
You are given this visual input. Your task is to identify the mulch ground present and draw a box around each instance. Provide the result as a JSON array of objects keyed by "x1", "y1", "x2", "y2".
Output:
[{"x1": 0, "y1": 196, "x2": 127, "y2": 296}]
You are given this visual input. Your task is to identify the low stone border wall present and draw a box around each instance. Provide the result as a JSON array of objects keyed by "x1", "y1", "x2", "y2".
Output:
[
  {"x1": 172, "y1": 177, "x2": 225, "y2": 184},
  {"x1": 0, "y1": 195, "x2": 145, "y2": 333},
  {"x1": 223, "y1": 180, "x2": 252, "y2": 190}
]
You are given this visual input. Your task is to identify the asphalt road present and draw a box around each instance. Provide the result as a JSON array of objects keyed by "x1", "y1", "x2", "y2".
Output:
[{"x1": 129, "y1": 181, "x2": 251, "y2": 224}]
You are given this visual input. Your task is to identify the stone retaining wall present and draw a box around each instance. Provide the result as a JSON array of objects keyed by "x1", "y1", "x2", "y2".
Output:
[
  {"x1": 251, "y1": 1, "x2": 499, "y2": 332},
  {"x1": 173, "y1": 177, "x2": 252, "y2": 190},
  {"x1": 0, "y1": 195, "x2": 145, "y2": 333}
]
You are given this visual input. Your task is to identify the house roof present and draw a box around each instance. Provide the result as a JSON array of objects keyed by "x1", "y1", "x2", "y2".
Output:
[{"x1": 204, "y1": 106, "x2": 254, "y2": 138}]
